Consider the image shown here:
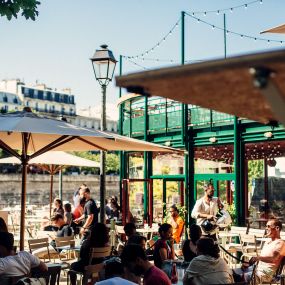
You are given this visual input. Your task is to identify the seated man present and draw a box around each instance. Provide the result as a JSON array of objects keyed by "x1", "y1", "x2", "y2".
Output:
[
  {"x1": 234, "y1": 218, "x2": 285, "y2": 283},
  {"x1": 124, "y1": 223, "x2": 137, "y2": 240},
  {"x1": 0, "y1": 232, "x2": 47, "y2": 277}
]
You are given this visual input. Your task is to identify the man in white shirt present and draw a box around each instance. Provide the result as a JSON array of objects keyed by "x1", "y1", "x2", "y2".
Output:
[
  {"x1": 191, "y1": 183, "x2": 222, "y2": 237},
  {"x1": 0, "y1": 232, "x2": 47, "y2": 277}
]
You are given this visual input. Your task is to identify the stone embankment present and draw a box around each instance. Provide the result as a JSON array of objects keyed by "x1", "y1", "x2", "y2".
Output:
[{"x1": 0, "y1": 174, "x2": 119, "y2": 207}]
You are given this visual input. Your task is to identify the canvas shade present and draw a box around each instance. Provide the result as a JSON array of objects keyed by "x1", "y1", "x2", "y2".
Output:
[
  {"x1": 0, "y1": 151, "x2": 100, "y2": 217},
  {"x1": 0, "y1": 109, "x2": 179, "y2": 250},
  {"x1": 261, "y1": 23, "x2": 285, "y2": 34},
  {"x1": 116, "y1": 48, "x2": 285, "y2": 126}
]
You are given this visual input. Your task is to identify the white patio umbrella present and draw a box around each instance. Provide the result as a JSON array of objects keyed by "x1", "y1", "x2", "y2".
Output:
[
  {"x1": 0, "y1": 151, "x2": 100, "y2": 217},
  {"x1": 0, "y1": 108, "x2": 178, "y2": 250}
]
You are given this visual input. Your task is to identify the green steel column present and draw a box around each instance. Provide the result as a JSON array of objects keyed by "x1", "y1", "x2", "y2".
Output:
[
  {"x1": 224, "y1": 14, "x2": 227, "y2": 59},
  {"x1": 143, "y1": 96, "x2": 149, "y2": 220},
  {"x1": 163, "y1": 179, "x2": 167, "y2": 217},
  {"x1": 239, "y1": 141, "x2": 246, "y2": 225},
  {"x1": 234, "y1": 116, "x2": 241, "y2": 225},
  {"x1": 181, "y1": 11, "x2": 186, "y2": 145},
  {"x1": 188, "y1": 127, "x2": 195, "y2": 225},
  {"x1": 119, "y1": 55, "x2": 124, "y2": 207},
  {"x1": 58, "y1": 168, "x2": 63, "y2": 200}
]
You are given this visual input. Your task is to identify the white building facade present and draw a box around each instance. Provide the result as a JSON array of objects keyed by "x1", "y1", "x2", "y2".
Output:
[{"x1": 0, "y1": 79, "x2": 117, "y2": 132}]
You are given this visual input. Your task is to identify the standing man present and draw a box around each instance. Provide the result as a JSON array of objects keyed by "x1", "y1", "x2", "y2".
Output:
[
  {"x1": 191, "y1": 183, "x2": 221, "y2": 237},
  {"x1": 74, "y1": 187, "x2": 99, "y2": 236},
  {"x1": 168, "y1": 204, "x2": 184, "y2": 243}
]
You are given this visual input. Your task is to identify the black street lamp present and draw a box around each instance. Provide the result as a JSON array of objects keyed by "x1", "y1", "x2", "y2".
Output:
[{"x1": 90, "y1": 44, "x2": 117, "y2": 223}]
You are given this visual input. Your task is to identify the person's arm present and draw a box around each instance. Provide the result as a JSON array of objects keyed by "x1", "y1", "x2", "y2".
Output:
[
  {"x1": 74, "y1": 214, "x2": 84, "y2": 223},
  {"x1": 191, "y1": 200, "x2": 213, "y2": 220},
  {"x1": 169, "y1": 216, "x2": 178, "y2": 229},
  {"x1": 159, "y1": 247, "x2": 168, "y2": 262},
  {"x1": 37, "y1": 261, "x2": 48, "y2": 272},
  {"x1": 83, "y1": 214, "x2": 93, "y2": 229}
]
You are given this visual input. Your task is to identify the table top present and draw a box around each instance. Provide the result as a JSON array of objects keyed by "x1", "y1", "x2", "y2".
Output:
[
  {"x1": 137, "y1": 228, "x2": 158, "y2": 233},
  {"x1": 218, "y1": 232, "x2": 240, "y2": 238}
]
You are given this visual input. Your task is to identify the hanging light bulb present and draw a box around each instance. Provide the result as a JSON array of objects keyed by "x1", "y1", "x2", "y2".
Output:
[
  {"x1": 244, "y1": 4, "x2": 248, "y2": 9},
  {"x1": 230, "y1": 8, "x2": 233, "y2": 13},
  {"x1": 204, "y1": 12, "x2": 207, "y2": 16},
  {"x1": 260, "y1": 0, "x2": 263, "y2": 4},
  {"x1": 212, "y1": 25, "x2": 215, "y2": 30},
  {"x1": 240, "y1": 34, "x2": 244, "y2": 38},
  {"x1": 169, "y1": 30, "x2": 172, "y2": 36},
  {"x1": 226, "y1": 30, "x2": 229, "y2": 35},
  {"x1": 197, "y1": 19, "x2": 200, "y2": 23}
]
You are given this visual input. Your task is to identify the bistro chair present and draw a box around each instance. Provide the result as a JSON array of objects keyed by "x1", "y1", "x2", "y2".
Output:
[
  {"x1": 54, "y1": 235, "x2": 76, "y2": 261},
  {"x1": 28, "y1": 238, "x2": 54, "y2": 262}
]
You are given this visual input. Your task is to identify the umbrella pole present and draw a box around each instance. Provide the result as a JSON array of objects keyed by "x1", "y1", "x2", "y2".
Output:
[
  {"x1": 19, "y1": 160, "x2": 28, "y2": 251},
  {"x1": 49, "y1": 171, "x2": 54, "y2": 218}
]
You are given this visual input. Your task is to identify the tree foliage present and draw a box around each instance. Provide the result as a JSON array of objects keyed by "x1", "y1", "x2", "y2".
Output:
[
  {"x1": 72, "y1": 151, "x2": 119, "y2": 174},
  {"x1": 0, "y1": 0, "x2": 40, "y2": 20}
]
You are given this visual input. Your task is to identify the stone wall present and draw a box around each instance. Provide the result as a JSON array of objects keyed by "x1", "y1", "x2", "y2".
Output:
[{"x1": 0, "y1": 174, "x2": 119, "y2": 207}]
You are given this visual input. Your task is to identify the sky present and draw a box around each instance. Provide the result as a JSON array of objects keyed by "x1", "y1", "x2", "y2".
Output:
[{"x1": 0, "y1": 0, "x2": 284, "y2": 113}]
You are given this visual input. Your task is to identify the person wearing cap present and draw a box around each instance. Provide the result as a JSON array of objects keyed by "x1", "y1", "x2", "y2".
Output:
[{"x1": 0, "y1": 232, "x2": 47, "y2": 277}]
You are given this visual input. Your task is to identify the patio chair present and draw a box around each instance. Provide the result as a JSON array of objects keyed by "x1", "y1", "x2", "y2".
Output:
[
  {"x1": 82, "y1": 263, "x2": 104, "y2": 285},
  {"x1": 54, "y1": 235, "x2": 76, "y2": 261},
  {"x1": 239, "y1": 234, "x2": 259, "y2": 261},
  {"x1": 28, "y1": 238, "x2": 55, "y2": 262}
]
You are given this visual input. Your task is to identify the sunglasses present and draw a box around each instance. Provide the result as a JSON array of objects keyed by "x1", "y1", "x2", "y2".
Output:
[{"x1": 266, "y1": 224, "x2": 276, "y2": 229}]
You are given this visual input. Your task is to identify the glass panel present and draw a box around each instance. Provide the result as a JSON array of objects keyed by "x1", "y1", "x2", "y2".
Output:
[
  {"x1": 153, "y1": 153, "x2": 184, "y2": 175},
  {"x1": 128, "y1": 153, "x2": 144, "y2": 179},
  {"x1": 194, "y1": 145, "x2": 234, "y2": 174},
  {"x1": 166, "y1": 181, "x2": 182, "y2": 208},
  {"x1": 129, "y1": 182, "x2": 144, "y2": 224},
  {"x1": 153, "y1": 179, "x2": 163, "y2": 224}
]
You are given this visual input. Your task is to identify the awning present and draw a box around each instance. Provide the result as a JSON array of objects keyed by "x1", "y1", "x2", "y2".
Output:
[
  {"x1": 116, "y1": 48, "x2": 285, "y2": 126},
  {"x1": 261, "y1": 23, "x2": 285, "y2": 34}
]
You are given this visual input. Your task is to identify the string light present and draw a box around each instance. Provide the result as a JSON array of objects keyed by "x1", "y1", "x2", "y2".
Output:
[
  {"x1": 188, "y1": 0, "x2": 265, "y2": 15},
  {"x1": 185, "y1": 12, "x2": 284, "y2": 44},
  {"x1": 122, "y1": 18, "x2": 181, "y2": 60}
]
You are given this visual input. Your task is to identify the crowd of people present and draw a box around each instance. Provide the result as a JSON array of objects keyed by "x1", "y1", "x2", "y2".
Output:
[{"x1": 0, "y1": 182, "x2": 284, "y2": 285}]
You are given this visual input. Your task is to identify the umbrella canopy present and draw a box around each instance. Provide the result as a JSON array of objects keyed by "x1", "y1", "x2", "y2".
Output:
[
  {"x1": 0, "y1": 108, "x2": 178, "y2": 250},
  {"x1": 261, "y1": 23, "x2": 285, "y2": 34},
  {"x1": 0, "y1": 151, "x2": 100, "y2": 167},
  {"x1": 116, "y1": 48, "x2": 285, "y2": 126},
  {"x1": 0, "y1": 151, "x2": 100, "y2": 217}
]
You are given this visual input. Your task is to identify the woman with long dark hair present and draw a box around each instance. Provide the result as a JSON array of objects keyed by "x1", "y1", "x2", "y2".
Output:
[
  {"x1": 69, "y1": 223, "x2": 110, "y2": 285},
  {"x1": 182, "y1": 224, "x2": 202, "y2": 262},
  {"x1": 153, "y1": 223, "x2": 175, "y2": 269},
  {"x1": 53, "y1": 198, "x2": 64, "y2": 216}
]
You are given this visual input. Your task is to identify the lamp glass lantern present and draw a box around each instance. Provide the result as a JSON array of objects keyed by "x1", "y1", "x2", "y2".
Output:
[{"x1": 90, "y1": 44, "x2": 117, "y2": 86}]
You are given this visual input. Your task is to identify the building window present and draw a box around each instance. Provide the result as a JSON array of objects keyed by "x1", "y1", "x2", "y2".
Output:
[{"x1": 45, "y1": 104, "x2": 48, "y2": 112}]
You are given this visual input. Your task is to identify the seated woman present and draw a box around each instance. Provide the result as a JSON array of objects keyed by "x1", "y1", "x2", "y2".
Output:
[
  {"x1": 182, "y1": 224, "x2": 202, "y2": 263},
  {"x1": 153, "y1": 223, "x2": 175, "y2": 269},
  {"x1": 183, "y1": 237, "x2": 234, "y2": 285},
  {"x1": 69, "y1": 223, "x2": 110, "y2": 285}
]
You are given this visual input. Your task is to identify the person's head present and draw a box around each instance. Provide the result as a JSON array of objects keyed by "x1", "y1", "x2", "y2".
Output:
[
  {"x1": 51, "y1": 214, "x2": 65, "y2": 227},
  {"x1": 158, "y1": 223, "x2": 173, "y2": 240},
  {"x1": 79, "y1": 197, "x2": 86, "y2": 207},
  {"x1": 80, "y1": 183, "x2": 87, "y2": 189},
  {"x1": 189, "y1": 224, "x2": 202, "y2": 244},
  {"x1": 90, "y1": 223, "x2": 109, "y2": 247},
  {"x1": 266, "y1": 218, "x2": 282, "y2": 239},
  {"x1": 196, "y1": 237, "x2": 220, "y2": 258},
  {"x1": 124, "y1": 223, "x2": 137, "y2": 238},
  {"x1": 104, "y1": 257, "x2": 124, "y2": 279},
  {"x1": 205, "y1": 183, "x2": 215, "y2": 199},
  {"x1": 54, "y1": 198, "x2": 63, "y2": 209},
  {"x1": 170, "y1": 204, "x2": 179, "y2": 218},
  {"x1": 0, "y1": 232, "x2": 14, "y2": 257},
  {"x1": 111, "y1": 196, "x2": 118, "y2": 203},
  {"x1": 0, "y1": 217, "x2": 8, "y2": 232},
  {"x1": 127, "y1": 235, "x2": 147, "y2": 250},
  {"x1": 79, "y1": 187, "x2": 91, "y2": 201},
  {"x1": 64, "y1": 203, "x2": 72, "y2": 213},
  {"x1": 120, "y1": 244, "x2": 148, "y2": 276}
]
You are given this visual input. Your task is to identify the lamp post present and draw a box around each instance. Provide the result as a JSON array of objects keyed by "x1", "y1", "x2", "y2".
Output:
[{"x1": 90, "y1": 44, "x2": 117, "y2": 223}]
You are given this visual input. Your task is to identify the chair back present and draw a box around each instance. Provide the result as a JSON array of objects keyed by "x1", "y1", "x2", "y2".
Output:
[
  {"x1": 0, "y1": 275, "x2": 27, "y2": 285},
  {"x1": 89, "y1": 246, "x2": 111, "y2": 263},
  {"x1": 230, "y1": 226, "x2": 247, "y2": 235},
  {"x1": 28, "y1": 238, "x2": 49, "y2": 253},
  {"x1": 115, "y1": 225, "x2": 125, "y2": 235},
  {"x1": 54, "y1": 235, "x2": 75, "y2": 248},
  {"x1": 83, "y1": 263, "x2": 104, "y2": 285}
]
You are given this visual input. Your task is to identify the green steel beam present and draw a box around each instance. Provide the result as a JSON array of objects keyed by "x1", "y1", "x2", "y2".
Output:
[{"x1": 188, "y1": 127, "x2": 195, "y2": 225}]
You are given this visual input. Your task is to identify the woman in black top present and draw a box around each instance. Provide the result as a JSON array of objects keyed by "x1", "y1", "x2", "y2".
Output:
[
  {"x1": 182, "y1": 224, "x2": 202, "y2": 262},
  {"x1": 69, "y1": 223, "x2": 110, "y2": 285}
]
